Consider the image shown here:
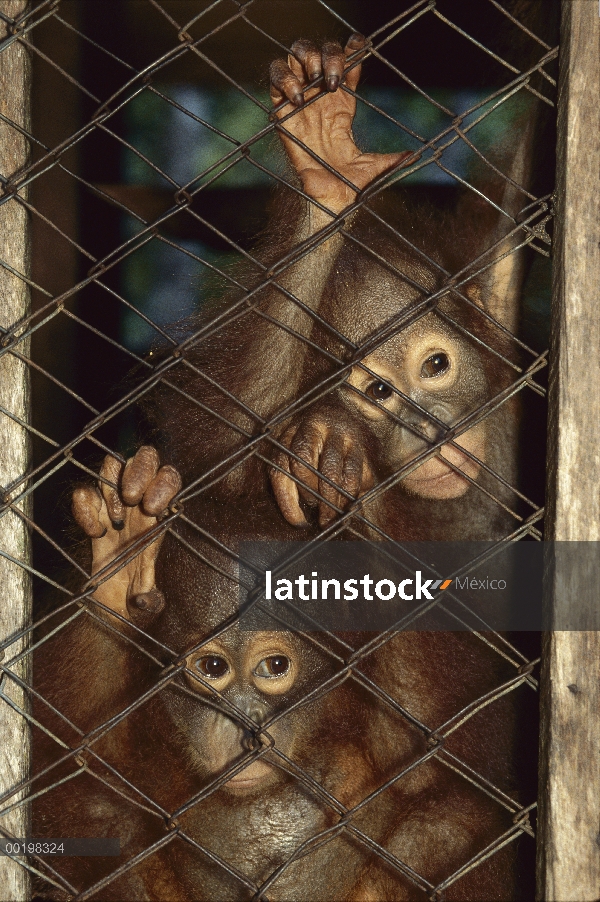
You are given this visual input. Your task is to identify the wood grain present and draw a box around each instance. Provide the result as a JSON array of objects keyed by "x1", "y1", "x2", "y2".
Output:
[
  {"x1": 0, "y1": 2, "x2": 31, "y2": 901},
  {"x1": 538, "y1": 0, "x2": 600, "y2": 899}
]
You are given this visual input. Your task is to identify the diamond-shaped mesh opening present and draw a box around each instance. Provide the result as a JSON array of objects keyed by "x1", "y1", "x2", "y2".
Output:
[{"x1": 0, "y1": 1, "x2": 558, "y2": 899}]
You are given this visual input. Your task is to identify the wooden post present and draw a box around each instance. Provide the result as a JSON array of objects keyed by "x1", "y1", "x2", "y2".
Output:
[
  {"x1": 0, "y1": 2, "x2": 31, "y2": 901},
  {"x1": 537, "y1": 1, "x2": 600, "y2": 900}
]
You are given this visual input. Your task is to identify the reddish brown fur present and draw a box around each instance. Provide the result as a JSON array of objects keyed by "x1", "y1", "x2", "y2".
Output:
[{"x1": 33, "y1": 5, "x2": 556, "y2": 898}]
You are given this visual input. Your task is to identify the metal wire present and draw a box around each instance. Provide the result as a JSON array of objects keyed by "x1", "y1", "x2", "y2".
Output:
[{"x1": 0, "y1": 1, "x2": 557, "y2": 899}]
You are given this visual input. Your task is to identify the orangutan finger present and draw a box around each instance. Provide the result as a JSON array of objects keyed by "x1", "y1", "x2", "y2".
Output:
[
  {"x1": 321, "y1": 41, "x2": 345, "y2": 92},
  {"x1": 72, "y1": 485, "x2": 106, "y2": 538},
  {"x1": 270, "y1": 58, "x2": 304, "y2": 108},
  {"x1": 341, "y1": 445, "x2": 364, "y2": 499},
  {"x1": 121, "y1": 446, "x2": 160, "y2": 507},
  {"x1": 288, "y1": 425, "x2": 324, "y2": 505},
  {"x1": 290, "y1": 39, "x2": 322, "y2": 83},
  {"x1": 270, "y1": 455, "x2": 308, "y2": 528},
  {"x1": 343, "y1": 33, "x2": 366, "y2": 92},
  {"x1": 142, "y1": 465, "x2": 182, "y2": 517},
  {"x1": 318, "y1": 445, "x2": 345, "y2": 526},
  {"x1": 99, "y1": 455, "x2": 125, "y2": 529}
]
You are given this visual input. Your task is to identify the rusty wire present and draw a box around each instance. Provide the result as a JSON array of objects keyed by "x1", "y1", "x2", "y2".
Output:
[{"x1": 0, "y1": 1, "x2": 557, "y2": 899}]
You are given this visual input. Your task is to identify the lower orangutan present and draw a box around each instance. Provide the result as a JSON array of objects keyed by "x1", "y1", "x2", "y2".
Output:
[{"x1": 33, "y1": 448, "x2": 522, "y2": 900}]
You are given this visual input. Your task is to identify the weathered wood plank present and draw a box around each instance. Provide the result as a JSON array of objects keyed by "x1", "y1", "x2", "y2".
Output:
[
  {"x1": 0, "y1": 2, "x2": 31, "y2": 900},
  {"x1": 537, "y1": 0, "x2": 600, "y2": 900}
]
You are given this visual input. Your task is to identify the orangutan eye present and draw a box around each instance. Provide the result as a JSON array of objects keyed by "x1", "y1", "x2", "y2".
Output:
[
  {"x1": 254, "y1": 656, "x2": 291, "y2": 678},
  {"x1": 195, "y1": 655, "x2": 230, "y2": 679},
  {"x1": 420, "y1": 353, "x2": 450, "y2": 378},
  {"x1": 367, "y1": 381, "x2": 394, "y2": 401}
]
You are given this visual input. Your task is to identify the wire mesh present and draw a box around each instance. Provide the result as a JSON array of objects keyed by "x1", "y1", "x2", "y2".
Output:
[{"x1": 0, "y1": 1, "x2": 558, "y2": 899}]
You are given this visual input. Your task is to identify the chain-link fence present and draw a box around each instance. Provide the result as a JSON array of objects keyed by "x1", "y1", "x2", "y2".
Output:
[{"x1": 0, "y1": 1, "x2": 561, "y2": 899}]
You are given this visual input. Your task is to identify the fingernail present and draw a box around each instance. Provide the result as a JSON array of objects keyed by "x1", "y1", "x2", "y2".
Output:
[
  {"x1": 348, "y1": 33, "x2": 365, "y2": 48},
  {"x1": 112, "y1": 519, "x2": 125, "y2": 531},
  {"x1": 292, "y1": 92, "x2": 304, "y2": 107},
  {"x1": 327, "y1": 75, "x2": 340, "y2": 92},
  {"x1": 99, "y1": 527, "x2": 108, "y2": 538},
  {"x1": 309, "y1": 70, "x2": 321, "y2": 82}
]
